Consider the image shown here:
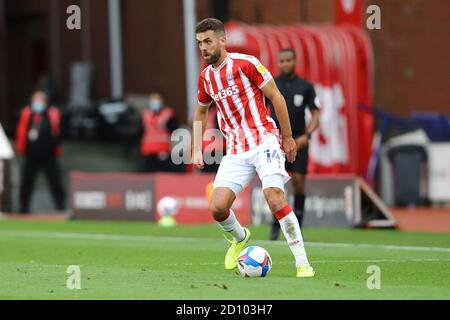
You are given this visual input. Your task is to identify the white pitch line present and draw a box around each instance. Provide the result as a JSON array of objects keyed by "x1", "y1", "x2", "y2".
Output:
[
  {"x1": 311, "y1": 258, "x2": 450, "y2": 264},
  {"x1": 162, "y1": 258, "x2": 450, "y2": 266},
  {"x1": 0, "y1": 230, "x2": 450, "y2": 253},
  {"x1": 6, "y1": 258, "x2": 450, "y2": 270},
  {"x1": 301, "y1": 242, "x2": 450, "y2": 253}
]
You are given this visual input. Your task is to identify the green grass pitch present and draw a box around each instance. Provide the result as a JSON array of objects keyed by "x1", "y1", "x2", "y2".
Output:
[{"x1": 0, "y1": 219, "x2": 449, "y2": 300}]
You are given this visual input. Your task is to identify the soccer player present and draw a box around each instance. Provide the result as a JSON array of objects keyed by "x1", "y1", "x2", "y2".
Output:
[
  {"x1": 192, "y1": 18, "x2": 315, "y2": 278},
  {"x1": 269, "y1": 48, "x2": 321, "y2": 241}
]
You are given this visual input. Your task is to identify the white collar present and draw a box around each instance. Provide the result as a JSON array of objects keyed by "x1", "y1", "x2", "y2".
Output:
[{"x1": 212, "y1": 53, "x2": 230, "y2": 72}]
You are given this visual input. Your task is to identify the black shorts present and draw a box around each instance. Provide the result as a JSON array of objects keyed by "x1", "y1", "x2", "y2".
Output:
[{"x1": 285, "y1": 146, "x2": 309, "y2": 175}]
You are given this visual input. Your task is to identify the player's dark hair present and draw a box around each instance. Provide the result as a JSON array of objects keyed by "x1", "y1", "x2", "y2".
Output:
[
  {"x1": 195, "y1": 18, "x2": 225, "y2": 35},
  {"x1": 279, "y1": 48, "x2": 297, "y2": 58}
]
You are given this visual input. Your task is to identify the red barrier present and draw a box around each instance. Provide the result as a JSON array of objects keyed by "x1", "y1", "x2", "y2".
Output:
[
  {"x1": 70, "y1": 171, "x2": 394, "y2": 228},
  {"x1": 70, "y1": 172, "x2": 251, "y2": 225},
  {"x1": 277, "y1": 26, "x2": 305, "y2": 76},
  {"x1": 154, "y1": 174, "x2": 251, "y2": 225},
  {"x1": 223, "y1": 21, "x2": 374, "y2": 178},
  {"x1": 335, "y1": 0, "x2": 364, "y2": 27}
]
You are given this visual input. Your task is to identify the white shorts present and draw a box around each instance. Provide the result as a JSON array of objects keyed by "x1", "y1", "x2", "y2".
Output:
[{"x1": 213, "y1": 134, "x2": 290, "y2": 196}]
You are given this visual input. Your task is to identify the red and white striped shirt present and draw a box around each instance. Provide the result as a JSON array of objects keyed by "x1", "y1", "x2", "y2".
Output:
[{"x1": 197, "y1": 53, "x2": 279, "y2": 154}]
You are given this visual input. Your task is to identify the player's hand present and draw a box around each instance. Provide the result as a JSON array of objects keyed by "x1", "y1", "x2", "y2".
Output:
[
  {"x1": 192, "y1": 149, "x2": 204, "y2": 170},
  {"x1": 295, "y1": 134, "x2": 309, "y2": 149},
  {"x1": 282, "y1": 136, "x2": 297, "y2": 163}
]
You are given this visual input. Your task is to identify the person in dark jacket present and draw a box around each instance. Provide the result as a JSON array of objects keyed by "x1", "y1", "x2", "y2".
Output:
[{"x1": 15, "y1": 90, "x2": 65, "y2": 213}]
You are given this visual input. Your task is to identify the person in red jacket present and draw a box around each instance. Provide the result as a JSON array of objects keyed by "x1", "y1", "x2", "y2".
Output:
[
  {"x1": 15, "y1": 90, "x2": 65, "y2": 213},
  {"x1": 139, "y1": 92, "x2": 180, "y2": 172}
]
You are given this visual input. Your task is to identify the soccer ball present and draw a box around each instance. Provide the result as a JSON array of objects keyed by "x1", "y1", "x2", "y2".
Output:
[
  {"x1": 237, "y1": 246, "x2": 272, "y2": 277},
  {"x1": 156, "y1": 196, "x2": 179, "y2": 217}
]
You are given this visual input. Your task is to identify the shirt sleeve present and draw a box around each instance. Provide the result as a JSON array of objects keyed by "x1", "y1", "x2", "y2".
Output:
[
  {"x1": 244, "y1": 57, "x2": 273, "y2": 89},
  {"x1": 305, "y1": 83, "x2": 321, "y2": 110},
  {"x1": 197, "y1": 75, "x2": 212, "y2": 107}
]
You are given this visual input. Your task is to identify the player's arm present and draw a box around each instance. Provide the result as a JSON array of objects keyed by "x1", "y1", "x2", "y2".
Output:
[
  {"x1": 261, "y1": 79, "x2": 297, "y2": 163},
  {"x1": 192, "y1": 104, "x2": 209, "y2": 169},
  {"x1": 192, "y1": 74, "x2": 213, "y2": 169}
]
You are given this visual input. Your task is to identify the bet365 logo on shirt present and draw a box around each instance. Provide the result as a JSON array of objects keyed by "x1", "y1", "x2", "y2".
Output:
[{"x1": 213, "y1": 85, "x2": 239, "y2": 101}]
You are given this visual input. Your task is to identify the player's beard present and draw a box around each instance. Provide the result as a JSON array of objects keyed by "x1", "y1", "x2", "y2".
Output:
[{"x1": 206, "y1": 48, "x2": 221, "y2": 65}]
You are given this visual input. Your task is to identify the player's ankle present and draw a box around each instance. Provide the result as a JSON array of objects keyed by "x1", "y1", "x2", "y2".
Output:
[
  {"x1": 295, "y1": 258, "x2": 310, "y2": 267},
  {"x1": 236, "y1": 228, "x2": 248, "y2": 243}
]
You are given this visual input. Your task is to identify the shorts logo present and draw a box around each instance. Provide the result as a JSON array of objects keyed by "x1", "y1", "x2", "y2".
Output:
[
  {"x1": 294, "y1": 94, "x2": 304, "y2": 107},
  {"x1": 265, "y1": 149, "x2": 281, "y2": 164}
]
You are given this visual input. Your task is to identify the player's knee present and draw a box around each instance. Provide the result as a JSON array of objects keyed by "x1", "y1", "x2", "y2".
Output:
[
  {"x1": 264, "y1": 188, "x2": 286, "y2": 213},
  {"x1": 209, "y1": 199, "x2": 230, "y2": 221},
  {"x1": 209, "y1": 187, "x2": 236, "y2": 221}
]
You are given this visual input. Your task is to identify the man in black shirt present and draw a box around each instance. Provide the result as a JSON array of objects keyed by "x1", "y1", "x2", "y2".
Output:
[{"x1": 269, "y1": 48, "x2": 320, "y2": 240}]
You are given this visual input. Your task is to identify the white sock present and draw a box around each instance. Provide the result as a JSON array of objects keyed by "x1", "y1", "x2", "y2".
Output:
[
  {"x1": 276, "y1": 208, "x2": 310, "y2": 267},
  {"x1": 215, "y1": 209, "x2": 246, "y2": 242}
]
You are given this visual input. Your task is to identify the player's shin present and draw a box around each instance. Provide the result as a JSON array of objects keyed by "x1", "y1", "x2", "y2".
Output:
[
  {"x1": 215, "y1": 209, "x2": 246, "y2": 242},
  {"x1": 274, "y1": 205, "x2": 310, "y2": 267}
]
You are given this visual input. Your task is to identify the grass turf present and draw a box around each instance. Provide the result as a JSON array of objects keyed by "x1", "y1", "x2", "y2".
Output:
[{"x1": 0, "y1": 219, "x2": 449, "y2": 300}]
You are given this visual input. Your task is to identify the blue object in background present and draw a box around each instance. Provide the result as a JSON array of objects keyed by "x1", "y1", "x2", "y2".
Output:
[{"x1": 411, "y1": 112, "x2": 450, "y2": 142}]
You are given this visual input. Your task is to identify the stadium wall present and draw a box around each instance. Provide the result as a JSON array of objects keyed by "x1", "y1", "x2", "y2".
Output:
[
  {"x1": 1, "y1": 0, "x2": 449, "y2": 128},
  {"x1": 2, "y1": 0, "x2": 111, "y2": 124},
  {"x1": 121, "y1": 0, "x2": 187, "y2": 121},
  {"x1": 368, "y1": 0, "x2": 450, "y2": 117},
  {"x1": 199, "y1": 0, "x2": 450, "y2": 117}
]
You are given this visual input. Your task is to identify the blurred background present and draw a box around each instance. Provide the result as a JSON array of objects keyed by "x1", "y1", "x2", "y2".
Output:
[{"x1": 0, "y1": 0, "x2": 449, "y2": 232}]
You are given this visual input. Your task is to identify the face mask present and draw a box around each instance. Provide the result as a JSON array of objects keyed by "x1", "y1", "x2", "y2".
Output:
[
  {"x1": 31, "y1": 101, "x2": 45, "y2": 113},
  {"x1": 149, "y1": 100, "x2": 162, "y2": 112}
]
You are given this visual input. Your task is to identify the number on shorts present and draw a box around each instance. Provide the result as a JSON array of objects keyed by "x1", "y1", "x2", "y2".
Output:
[{"x1": 265, "y1": 149, "x2": 280, "y2": 163}]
